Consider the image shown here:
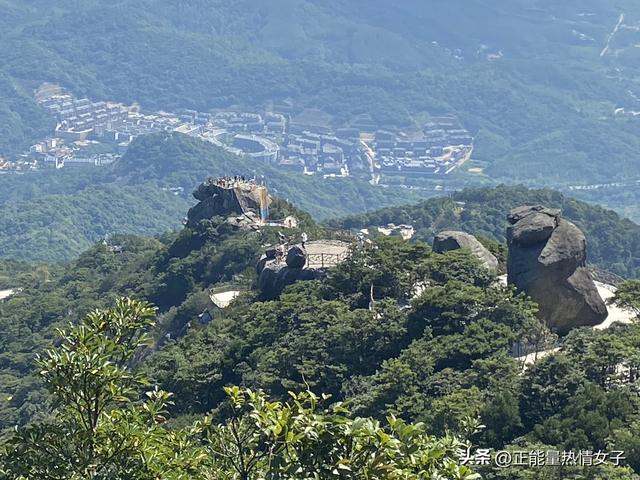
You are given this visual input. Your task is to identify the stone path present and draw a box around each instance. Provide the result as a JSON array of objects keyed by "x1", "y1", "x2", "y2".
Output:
[
  {"x1": 498, "y1": 275, "x2": 636, "y2": 368},
  {"x1": 593, "y1": 282, "x2": 635, "y2": 329}
]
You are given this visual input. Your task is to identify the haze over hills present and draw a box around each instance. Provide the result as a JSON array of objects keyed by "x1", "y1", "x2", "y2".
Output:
[{"x1": 2, "y1": 0, "x2": 640, "y2": 188}]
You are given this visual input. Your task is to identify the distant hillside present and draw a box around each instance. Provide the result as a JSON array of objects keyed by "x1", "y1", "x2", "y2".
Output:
[
  {"x1": 116, "y1": 133, "x2": 425, "y2": 217},
  {"x1": 3, "y1": 133, "x2": 639, "y2": 270},
  {"x1": 0, "y1": 133, "x2": 426, "y2": 262},
  {"x1": 0, "y1": 184, "x2": 188, "y2": 263},
  {"x1": 331, "y1": 185, "x2": 640, "y2": 278},
  {"x1": 3, "y1": 0, "x2": 640, "y2": 190}
]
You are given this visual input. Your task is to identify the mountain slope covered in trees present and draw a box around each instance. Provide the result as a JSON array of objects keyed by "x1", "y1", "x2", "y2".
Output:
[
  {"x1": 0, "y1": 133, "x2": 426, "y2": 262},
  {"x1": 0, "y1": 299, "x2": 479, "y2": 479},
  {"x1": 0, "y1": 192, "x2": 639, "y2": 478}
]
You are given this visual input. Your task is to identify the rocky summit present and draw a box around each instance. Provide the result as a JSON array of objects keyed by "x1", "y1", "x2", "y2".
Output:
[
  {"x1": 187, "y1": 178, "x2": 270, "y2": 228},
  {"x1": 432, "y1": 230, "x2": 499, "y2": 273},
  {"x1": 507, "y1": 205, "x2": 608, "y2": 334}
]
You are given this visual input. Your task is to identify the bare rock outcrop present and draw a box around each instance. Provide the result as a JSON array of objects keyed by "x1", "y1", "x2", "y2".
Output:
[
  {"x1": 286, "y1": 246, "x2": 307, "y2": 269},
  {"x1": 507, "y1": 205, "x2": 607, "y2": 334},
  {"x1": 433, "y1": 231, "x2": 499, "y2": 273},
  {"x1": 187, "y1": 178, "x2": 270, "y2": 228}
]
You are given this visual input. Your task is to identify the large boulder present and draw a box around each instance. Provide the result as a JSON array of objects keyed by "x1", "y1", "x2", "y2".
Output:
[
  {"x1": 433, "y1": 231, "x2": 499, "y2": 273},
  {"x1": 257, "y1": 262, "x2": 322, "y2": 300},
  {"x1": 507, "y1": 205, "x2": 607, "y2": 334},
  {"x1": 507, "y1": 205, "x2": 561, "y2": 245},
  {"x1": 286, "y1": 245, "x2": 307, "y2": 269},
  {"x1": 256, "y1": 249, "x2": 277, "y2": 275},
  {"x1": 257, "y1": 245, "x2": 324, "y2": 300},
  {"x1": 187, "y1": 186, "x2": 243, "y2": 228}
]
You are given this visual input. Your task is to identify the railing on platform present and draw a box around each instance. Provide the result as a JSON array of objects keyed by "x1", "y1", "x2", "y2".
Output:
[{"x1": 306, "y1": 252, "x2": 350, "y2": 268}]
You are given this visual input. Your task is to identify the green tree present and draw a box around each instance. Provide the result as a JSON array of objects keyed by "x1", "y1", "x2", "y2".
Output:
[
  {"x1": 409, "y1": 281, "x2": 537, "y2": 338},
  {"x1": 519, "y1": 354, "x2": 584, "y2": 429},
  {"x1": 327, "y1": 236, "x2": 431, "y2": 308},
  {"x1": 563, "y1": 329, "x2": 634, "y2": 388},
  {"x1": 611, "y1": 280, "x2": 640, "y2": 319},
  {"x1": 425, "y1": 249, "x2": 493, "y2": 288},
  {"x1": 479, "y1": 389, "x2": 524, "y2": 448},
  {"x1": 206, "y1": 386, "x2": 479, "y2": 480},
  {"x1": 0, "y1": 298, "x2": 480, "y2": 479},
  {"x1": 0, "y1": 298, "x2": 206, "y2": 480}
]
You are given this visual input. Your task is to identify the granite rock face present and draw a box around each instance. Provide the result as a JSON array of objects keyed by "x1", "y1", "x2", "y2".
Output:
[
  {"x1": 507, "y1": 205, "x2": 607, "y2": 334},
  {"x1": 433, "y1": 231, "x2": 499, "y2": 273},
  {"x1": 187, "y1": 179, "x2": 270, "y2": 228},
  {"x1": 256, "y1": 249, "x2": 277, "y2": 275},
  {"x1": 257, "y1": 264, "x2": 322, "y2": 301}
]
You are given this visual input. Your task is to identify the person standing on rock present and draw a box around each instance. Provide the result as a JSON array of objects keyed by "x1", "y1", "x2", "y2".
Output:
[{"x1": 301, "y1": 232, "x2": 308, "y2": 248}]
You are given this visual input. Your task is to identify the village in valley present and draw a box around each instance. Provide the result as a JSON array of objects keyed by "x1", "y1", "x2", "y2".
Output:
[{"x1": 0, "y1": 83, "x2": 474, "y2": 181}]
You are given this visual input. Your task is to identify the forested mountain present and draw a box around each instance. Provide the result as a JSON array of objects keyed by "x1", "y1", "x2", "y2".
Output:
[
  {"x1": 0, "y1": 184, "x2": 189, "y2": 263},
  {"x1": 2, "y1": 0, "x2": 640, "y2": 185},
  {"x1": 4, "y1": 1, "x2": 640, "y2": 261},
  {"x1": 4, "y1": 2, "x2": 640, "y2": 476},
  {"x1": 0, "y1": 191, "x2": 639, "y2": 478},
  {"x1": 0, "y1": 199, "x2": 330, "y2": 429}
]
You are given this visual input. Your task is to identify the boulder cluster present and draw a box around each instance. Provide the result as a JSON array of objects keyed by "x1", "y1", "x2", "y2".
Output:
[
  {"x1": 255, "y1": 201, "x2": 609, "y2": 333},
  {"x1": 432, "y1": 205, "x2": 608, "y2": 334},
  {"x1": 257, "y1": 246, "x2": 322, "y2": 300}
]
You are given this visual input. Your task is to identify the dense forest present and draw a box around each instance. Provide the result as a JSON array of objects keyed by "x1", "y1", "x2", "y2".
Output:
[
  {"x1": 0, "y1": 299, "x2": 478, "y2": 479},
  {"x1": 1, "y1": 188, "x2": 640, "y2": 477},
  {"x1": 4, "y1": 2, "x2": 640, "y2": 474}
]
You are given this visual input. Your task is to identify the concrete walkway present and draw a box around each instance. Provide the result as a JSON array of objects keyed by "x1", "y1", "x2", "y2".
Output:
[
  {"x1": 500, "y1": 276, "x2": 636, "y2": 368},
  {"x1": 594, "y1": 282, "x2": 635, "y2": 329}
]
